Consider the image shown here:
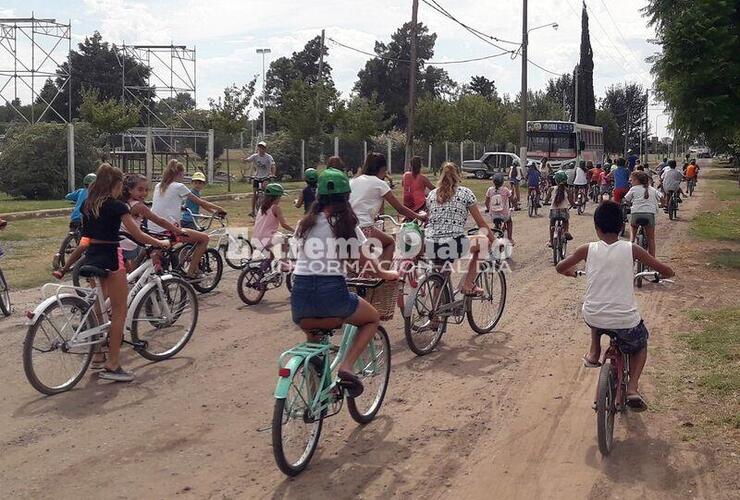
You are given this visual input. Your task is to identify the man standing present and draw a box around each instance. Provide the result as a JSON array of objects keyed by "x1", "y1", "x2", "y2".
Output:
[{"x1": 245, "y1": 141, "x2": 276, "y2": 216}]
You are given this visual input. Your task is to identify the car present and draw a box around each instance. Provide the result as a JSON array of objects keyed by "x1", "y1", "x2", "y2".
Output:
[{"x1": 461, "y1": 152, "x2": 537, "y2": 179}]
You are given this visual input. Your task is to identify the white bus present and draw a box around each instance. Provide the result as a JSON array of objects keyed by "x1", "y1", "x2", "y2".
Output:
[{"x1": 526, "y1": 120, "x2": 604, "y2": 167}]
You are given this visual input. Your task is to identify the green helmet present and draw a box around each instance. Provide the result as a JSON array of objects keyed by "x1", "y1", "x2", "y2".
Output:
[
  {"x1": 304, "y1": 168, "x2": 318, "y2": 183},
  {"x1": 265, "y1": 183, "x2": 285, "y2": 197},
  {"x1": 83, "y1": 173, "x2": 97, "y2": 187},
  {"x1": 554, "y1": 170, "x2": 568, "y2": 184},
  {"x1": 317, "y1": 168, "x2": 350, "y2": 196}
]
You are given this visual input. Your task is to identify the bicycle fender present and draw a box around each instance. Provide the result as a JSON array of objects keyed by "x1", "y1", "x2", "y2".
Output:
[
  {"x1": 274, "y1": 356, "x2": 305, "y2": 399},
  {"x1": 25, "y1": 293, "x2": 81, "y2": 326},
  {"x1": 403, "y1": 283, "x2": 421, "y2": 318},
  {"x1": 125, "y1": 280, "x2": 160, "y2": 330}
]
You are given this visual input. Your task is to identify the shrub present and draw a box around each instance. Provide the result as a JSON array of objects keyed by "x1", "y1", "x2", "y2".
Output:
[{"x1": 0, "y1": 122, "x2": 101, "y2": 199}]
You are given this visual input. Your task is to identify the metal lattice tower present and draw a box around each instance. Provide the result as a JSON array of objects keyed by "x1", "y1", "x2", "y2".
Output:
[
  {"x1": 121, "y1": 44, "x2": 196, "y2": 130},
  {"x1": 0, "y1": 15, "x2": 71, "y2": 123}
]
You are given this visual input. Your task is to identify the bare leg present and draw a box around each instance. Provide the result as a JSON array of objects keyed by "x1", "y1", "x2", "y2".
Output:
[
  {"x1": 626, "y1": 347, "x2": 647, "y2": 395},
  {"x1": 506, "y1": 220, "x2": 514, "y2": 244},
  {"x1": 366, "y1": 227, "x2": 395, "y2": 270},
  {"x1": 586, "y1": 328, "x2": 601, "y2": 364},
  {"x1": 339, "y1": 298, "x2": 380, "y2": 373},
  {"x1": 461, "y1": 237, "x2": 481, "y2": 293},
  {"x1": 101, "y1": 270, "x2": 128, "y2": 371},
  {"x1": 629, "y1": 224, "x2": 638, "y2": 244},
  {"x1": 251, "y1": 186, "x2": 257, "y2": 215},
  {"x1": 182, "y1": 229, "x2": 210, "y2": 276},
  {"x1": 645, "y1": 226, "x2": 656, "y2": 257}
]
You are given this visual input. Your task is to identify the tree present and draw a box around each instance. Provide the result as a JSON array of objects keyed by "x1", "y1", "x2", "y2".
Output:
[
  {"x1": 572, "y1": 2, "x2": 596, "y2": 125},
  {"x1": 51, "y1": 32, "x2": 151, "y2": 121},
  {"x1": 336, "y1": 95, "x2": 392, "y2": 143},
  {"x1": 210, "y1": 80, "x2": 257, "y2": 187},
  {"x1": 79, "y1": 88, "x2": 140, "y2": 137},
  {"x1": 415, "y1": 96, "x2": 451, "y2": 144},
  {"x1": 595, "y1": 108, "x2": 621, "y2": 154},
  {"x1": 643, "y1": 0, "x2": 739, "y2": 152},
  {"x1": 545, "y1": 73, "x2": 573, "y2": 120},
  {"x1": 155, "y1": 93, "x2": 196, "y2": 126},
  {"x1": 354, "y1": 22, "x2": 456, "y2": 129},
  {"x1": 601, "y1": 83, "x2": 649, "y2": 153},
  {"x1": 466, "y1": 76, "x2": 498, "y2": 101}
]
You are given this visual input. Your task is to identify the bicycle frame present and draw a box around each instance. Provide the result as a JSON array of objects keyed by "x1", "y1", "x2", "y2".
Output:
[{"x1": 602, "y1": 339, "x2": 629, "y2": 411}]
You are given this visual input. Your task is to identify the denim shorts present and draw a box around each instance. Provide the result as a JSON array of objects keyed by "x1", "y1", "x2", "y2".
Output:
[
  {"x1": 549, "y1": 208, "x2": 569, "y2": 221},
  {"x1": 630, "y1": 212, "x2": 655, "y2": 228},
  {"x1": 291, "y1": 275, "x2": 359, "y2": 324},
  {"x1": 591, "y1": 320, "x2": 649, "y2": 354}
]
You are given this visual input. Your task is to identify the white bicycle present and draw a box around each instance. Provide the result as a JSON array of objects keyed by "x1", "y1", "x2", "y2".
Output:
[
  {"x1": 23, "y1": 242, "x2": 198, "y2": 395},
  {"x1": 185, "y1": 209, "x2": 253, "y2": 270}
]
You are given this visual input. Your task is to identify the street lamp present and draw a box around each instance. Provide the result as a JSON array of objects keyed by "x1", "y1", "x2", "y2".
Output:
[
  {"x1": 520, "y1": 0, "x2": 558, "y2": 164},
  {"x1": 256, "y1": 48, "x2": 271, "y2": 139}
]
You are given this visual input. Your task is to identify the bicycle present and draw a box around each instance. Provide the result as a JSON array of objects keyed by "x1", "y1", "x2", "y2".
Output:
[
  {"x1": 185, "y1": 209, "x2": 253, "y2": 270},
  {"x1": 576, "y1": 270, "x2": 673, "y2": 456},
  {"x1": 237, "y1": 234, "x2": 295, "y2": 305},
  {"x1": 172, "y1": 234, "x2": 224, "y2": 294},
  {"x1": 527, "y1": 188, "x2": 540, "y2": 217},
  {"x1": 23, "y1": 242, "x2": 199, "y2": 395},
  {"x1": 272, "y1": 278, "x2": 391, "y2": 476},
  {"x1": 589, "y1": 183, "x2": 600, "y2": 203},
  {"x1": 575, "y1": 187, "x2": 586, "y2": 215},
  {"x1": 633, "y1": 217, "x2": 651, "y2": 288},
  {"x1": 52, "y1": 224, "x2": 82, "y2": 271},
  {"x1": 0, "y1": 247, "x2": 10, "y2": 317},
  {"x1": 686, "y1": 177, "x2": 696, "y2": 197},
  {"x1": 404, "y1": 229, "x2": 507, "y2": 355},
  {"x1": 666, "y1": 191, "x2": 680, "y2": 220},
  {"x1": 248, "y1": 175, "x2": 276, "y2": 214},
  {"x1": 551, "y1": 214, "x2": 568, "y2": 265}
]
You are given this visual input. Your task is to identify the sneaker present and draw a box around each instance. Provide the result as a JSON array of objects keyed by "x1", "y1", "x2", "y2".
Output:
[{"x1": 99, "y1": 366, "x2": 135, "y2": 382}]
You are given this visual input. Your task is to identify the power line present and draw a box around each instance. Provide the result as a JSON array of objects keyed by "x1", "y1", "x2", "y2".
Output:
[
  {"x1": 527, "y1": 59, "x2": 563, "y2": 76},
  {"x1": 597, "y1": 0, "x2": 648, "y2": 73},
  {"x1": 327, "y1": 37, "x2": 511, "y2": 65}
]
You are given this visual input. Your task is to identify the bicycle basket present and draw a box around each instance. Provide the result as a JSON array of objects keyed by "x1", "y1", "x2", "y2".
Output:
[{"x1": 349, "y1": 279, "x2": 400, "y2": 321}]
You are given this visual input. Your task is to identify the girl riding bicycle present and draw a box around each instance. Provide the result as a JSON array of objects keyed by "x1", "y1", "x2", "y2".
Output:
[
  {"x1": 80, "y1": 164, "x2": 170, "y2": 382},
  {"x1": 253, "y1": 183, "x2": 294, "y2": 258},
  {"x1": 624, "y1": 171, "x2": 662, "y2": 257},
  {"x1": 547, "y1": 171, "x2": 575, "y2": 248},
  {"x1": 555, "y1": 201, "x2": 674, "y2": 411},
  {"x1": 291, "y1": 168, "x2": 397, "y2": 397},
  {"x1": 294, "y1": 168, "x2": 318, "y2": 214},
  {"x1": 573, "y1": 160, "x2": 589, "y2": 204},
  {"x1": 485, "y1": 173, "x2": 514, "y2": 245}
]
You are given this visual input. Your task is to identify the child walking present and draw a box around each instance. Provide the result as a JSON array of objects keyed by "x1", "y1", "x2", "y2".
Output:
[{"x1": 555, "y1": 201, "x2": 674, "y2": 411}]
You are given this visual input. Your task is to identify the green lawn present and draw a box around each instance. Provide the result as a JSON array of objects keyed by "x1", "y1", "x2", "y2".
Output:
[
  {"x1": 691, "y1": 179, "x2": 740, "y2": 242},
  {"x1": 0, "y1": 193, "x2": 72, "y2": 214}
]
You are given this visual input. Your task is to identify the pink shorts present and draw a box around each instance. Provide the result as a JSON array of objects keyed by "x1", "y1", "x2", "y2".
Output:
[{"x1": 116, "y1": 247, "x2": 125, "y2": 273}]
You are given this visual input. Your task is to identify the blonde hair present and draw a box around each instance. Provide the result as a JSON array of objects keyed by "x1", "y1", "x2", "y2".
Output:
[
  {"x1": 84, "y1": 163, "x2": 123, "y2": 218},
  {"x1": 160, "y1": 159, "x2": 185, "y2": 193},
  {"x1": 436, "y1": 162, "x2": 461, "y2": 203}
]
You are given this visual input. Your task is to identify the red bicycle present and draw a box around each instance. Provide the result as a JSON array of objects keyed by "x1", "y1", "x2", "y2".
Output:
[{"x1": 577, "y1": 270, "x2": 673, "y2": 456}]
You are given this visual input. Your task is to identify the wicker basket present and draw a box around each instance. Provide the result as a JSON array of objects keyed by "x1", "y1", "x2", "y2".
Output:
[{"x1": 360, "y1": 279, "x2": 400, "y2": 321}]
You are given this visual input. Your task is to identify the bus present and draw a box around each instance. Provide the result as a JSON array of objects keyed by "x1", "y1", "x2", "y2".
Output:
[{"x1": 526, "y1": 120, "x2": 604, "y2": 167}]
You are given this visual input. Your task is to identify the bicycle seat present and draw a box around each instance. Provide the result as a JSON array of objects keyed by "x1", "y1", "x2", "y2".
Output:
[
  {"x1": 635, "y1": 217, "x2": 650, "y2": 227},
  {"x1": 78, "y1": 265, "x2": 110, "y2": 278},
  {"x1": 299, "y1": 317, "x2": 343, "y2": 334}
]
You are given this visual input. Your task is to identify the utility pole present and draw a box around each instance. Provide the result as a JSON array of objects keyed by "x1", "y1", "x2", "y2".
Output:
[
  {"x1": 519, "y1": 0, "x2": 528, "y2": 164},
  {"x1": 404, "y1": 0, "x2": 419, "y2": 171},
  {"x1": 256, "y1": 48, "x2": 271, "y2": 138},
  {"x1": 644, "y1": 92, "x2": 649, "y2": 164},
  {"x1": 574, "y1": 66, "x2": 579, "y2": 123}
]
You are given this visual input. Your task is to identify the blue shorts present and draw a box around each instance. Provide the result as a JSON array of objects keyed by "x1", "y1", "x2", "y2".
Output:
[
  {"x1": 291, "y1": 275, "x2": 359, "y2": 324},
  {"x1": 591, "y1": 320, "x2": 649, "y2": 354}
]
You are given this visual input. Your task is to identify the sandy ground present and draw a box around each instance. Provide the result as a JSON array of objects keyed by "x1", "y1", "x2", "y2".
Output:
[{"x1": 1, "y1": 165, "x2": 738, "y2": 499}]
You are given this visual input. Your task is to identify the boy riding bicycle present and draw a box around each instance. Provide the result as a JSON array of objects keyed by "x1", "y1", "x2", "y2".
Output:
[{"x1": 555, "y1": 201, "x2": 674, "y2": 411}]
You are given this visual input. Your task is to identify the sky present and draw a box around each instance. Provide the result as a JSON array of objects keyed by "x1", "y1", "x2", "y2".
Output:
[{"x1": 0, "y1": 0, "x2": 672, "y2": 137}]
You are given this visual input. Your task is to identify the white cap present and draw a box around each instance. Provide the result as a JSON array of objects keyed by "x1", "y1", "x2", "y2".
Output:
[{"x1": 258, "y1": 141, "x2": 267, "y2": 148}]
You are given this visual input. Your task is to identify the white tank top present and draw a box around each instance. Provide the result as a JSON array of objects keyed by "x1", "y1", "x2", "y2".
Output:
[
  {"x1": 119, "y1": 200, "x2": 143, "y2": 252},
  {"x1": 582, "y1": 240, "x2": 640, "y2": 329}
]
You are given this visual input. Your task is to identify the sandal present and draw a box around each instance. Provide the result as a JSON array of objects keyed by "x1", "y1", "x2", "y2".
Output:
[
  {"x1": 582, "y1": 355, "x2": 602, "y2": 368},
  {"x1": 626, "y1": 394, "x2": 648, "y2": 412},
  {"x1": 461, "y1": 286, "x2": 484, "y2": 296},
  {"x1": 52, "y1": 269, "x2": 66, "y2": 280},
  {"x1": 337, "y1": 370, "x2": 364, "y2": 398},
  {"x1": 98, "y1": 366, "x2": 135, "y2": 382}
]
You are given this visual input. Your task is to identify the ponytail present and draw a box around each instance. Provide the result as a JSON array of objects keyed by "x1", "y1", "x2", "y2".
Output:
[{"x1": 554, "y1": 184, "x2": 566, "y2": 206}]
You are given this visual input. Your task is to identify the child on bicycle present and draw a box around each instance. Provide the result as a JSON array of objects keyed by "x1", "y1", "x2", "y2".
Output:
[
  {"x1": 555, "y1": 201, "x2": 674, "y2": 411},
  {"x1": 81, "y1": 164, "x2": 170, "y2": 382},
  {"x1": 253, "y1": 183, "x2": 294, "y2": 260},
  {"x1": 485, "y1": 173, "x2": 514, "y2": 245},
  {"x1": 291, "y1": 168, "x2": 397, "y2": 397},
  {"x1": 526, "y1": 162, "x2": 542, "y2": 209},
  {"x1": 65, "y1": 173, "x2": 97, "y2": 232},
  {"x1": 181, "y1": 171, "x2": 207, "y2": 230},
  {"x1": 624, "y1": 172, "x2": 662, "y2": 257},
  {"x1": 294, "y1": 168, "x2": 318, "y2": 214},
  {"x1": 547, "y1": 171, "x2": 574, "y2": 247}
]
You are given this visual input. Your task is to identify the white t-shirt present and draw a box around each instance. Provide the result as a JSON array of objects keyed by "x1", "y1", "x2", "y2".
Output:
[
  {"x1": 246, "y1": 153, "x2": 275, "y2": 178},
  {"x1": 583, "y1": 240, "x2": 640, "y2": 329},
  {"x1": 624, "y1": 185, "x2": 662, "y2": 214},
  {"x1": 349, "y1": 174, "x2": 391, "y2": 227},
  {"x1": 150, "y1": 181, "x2": 191, "y2": 233},
  {"x1": 574, "y1": 167, "x2": 588, "y2": 185},
  {"x1": 292, "y1": 213, "x2": 367, "y2": 276}
]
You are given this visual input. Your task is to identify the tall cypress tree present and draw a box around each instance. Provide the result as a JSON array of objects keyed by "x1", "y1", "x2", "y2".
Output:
[{"x1": 571, "y1": 1, "x2": 596, "y2": 124}]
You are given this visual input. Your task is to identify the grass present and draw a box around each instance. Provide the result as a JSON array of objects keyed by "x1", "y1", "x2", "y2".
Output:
[
  {"x1": 680, "y1": 309, "x2": 740, "y2": 428},
  {"x1": 691, "y1": 179, "x2": 740, "y2": 242},
  {"x1": 710, "y1": 251, "x2": 740, "y2": 269},
  {"x1": 0, "y1": 193, "x2": 72, "y2": 214}
]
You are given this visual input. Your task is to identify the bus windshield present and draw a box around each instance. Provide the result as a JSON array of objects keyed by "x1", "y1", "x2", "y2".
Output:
[{"x1": 527, "y1": 132, "x2": 576, "y2": 159}]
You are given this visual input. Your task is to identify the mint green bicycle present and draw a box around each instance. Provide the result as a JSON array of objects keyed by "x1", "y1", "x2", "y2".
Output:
[{"x1": 271, "y1": 278, "x2": 391, "y2": 476}]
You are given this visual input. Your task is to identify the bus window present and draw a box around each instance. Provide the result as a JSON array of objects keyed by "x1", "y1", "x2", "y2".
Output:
[
  {"x1": 551, "y1": 133, "x2": 576, "y2": 154},
  {"x1": 527, "y1": 133, "x2": 550, "y2": 155}
]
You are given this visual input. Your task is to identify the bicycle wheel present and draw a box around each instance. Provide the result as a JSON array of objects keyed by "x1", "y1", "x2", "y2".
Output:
[
  {"x1": 272, "y1": 361, "x2": 324, "y2": 476},
  {"x1": 552, "y1": 227, "x2": 561, "y2": 266},
  {"x1": 0, "y1": 268, "x2": 10, "y2": 316},
  {"x1": 130, "y1": 276, "x2": 199, "y2": 361},
  {"x1": 54, "y1": 232, "x2": 78, "y2": 270},
  {"x1": 403, "y1": 274, "x2": 449, "y2": 356},
  {"x1": 528, "y1": 195, "x2": 534, "y2": 217},
  {"x1": 560, "y1": 237, "x2": 568, "y2": 262},
  {"x1": 466, "y1": 267, "x2": 506, "y2": 334},
  {"x1": 237, "y1": 266, "x2": 266, "y2": 305},
  {"x1": 23, "y1": 295, "x2": 95, "y2": 395},
  {"x1": 635, "y1": 232, "x2": 645, "y2": 288},
  {"x1": 285, "y1": 272, "x2": 294, "y2": 293},
  {"x1": 596, "y1": 360, "x2": 617, "y2": 456},
  {"x1": 347, "y1": 325, "x2": 391, "y2": 424},
  {"x1": 191, "y1": 248, "x2": 223, "y2": 293},
  {"x1": 220, "y1": 239, "x2": 252, "y2": 270},
  {"x1": 577, "y1": 196, "x2": 585, "y2": 215}
]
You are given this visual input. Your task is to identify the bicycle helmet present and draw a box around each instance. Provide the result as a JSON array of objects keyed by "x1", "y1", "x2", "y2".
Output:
[
  {"x1": 493, "y1": 173, "x2": 505, "y2": 183},
  {"x1": 264, "y1": 183, "x2": 285, "y2": 197},
  {"x1": 317, "y1": 168, "x2": 351, "y2": 196},
  {"x1": 303, "y1": 168, "x2": 318, "y2": 183},
  {"x1": 554, "y1": 171, "x2": 568, "y2": 184},
  {"x1": 191, "y1": 171, "x2": 206, "y2": 182},
  {"x1": 83, "y1": 173, "x2": 97, "y2": 186}
]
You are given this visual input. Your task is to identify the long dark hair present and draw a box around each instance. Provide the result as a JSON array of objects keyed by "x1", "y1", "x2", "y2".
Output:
[
  {"x1": 84, "y1": 163, "x2": 123, "y2": 218},
  {"x1": 296, "y1": 193, "x2": 359, "y2": 241},
  {"x1": 259, "y1": 195, "x2": 280, "y2": 215},
  {"x1": 361, "y1": 152, "x2": 387, "y2": 176},
  {"x1": 632, "y1": 171, "x2": 650, "y2": 199},
  {"x1": 554, "y1": 183, "x2": 567, "y2": 207},
  {"x1": 410, "y1": 156, "x2": 422, "y2": 176},
  {"x1": 121, "y1": 173, "x2": 147, "y2": 203}
]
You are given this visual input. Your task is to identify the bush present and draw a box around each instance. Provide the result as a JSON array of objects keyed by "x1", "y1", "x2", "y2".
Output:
[
  {"x1": 0, "y1": 122, "x2": 101, "y2": 199},
  {"x1": 266, "y1": 130, "x2": 302, "y2": 180}
]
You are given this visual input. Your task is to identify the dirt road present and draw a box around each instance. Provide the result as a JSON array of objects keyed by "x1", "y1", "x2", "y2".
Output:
[{"x1": 1, "y1": 173, "x2": 736, "y2": 499}]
